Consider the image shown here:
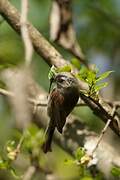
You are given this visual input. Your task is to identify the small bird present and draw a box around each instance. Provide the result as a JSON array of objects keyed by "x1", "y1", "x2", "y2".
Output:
[{"x1": 42, "y1": 72, "x2": 79, "y2": 153}]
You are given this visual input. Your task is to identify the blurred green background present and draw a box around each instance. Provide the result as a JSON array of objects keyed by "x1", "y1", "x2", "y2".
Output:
[{"x1": 0, "y1": 0, "x2": 120, "y2": 179}]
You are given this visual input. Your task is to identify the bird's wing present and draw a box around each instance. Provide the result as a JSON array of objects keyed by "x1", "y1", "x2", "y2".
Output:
[{"x1": 50, "y1": 88, "x2": 66, "y2": 134}]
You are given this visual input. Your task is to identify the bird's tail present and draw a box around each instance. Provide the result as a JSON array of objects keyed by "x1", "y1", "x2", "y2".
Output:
[{"x1": 42, "y1": 125, "x2": 55, "y2": 153}]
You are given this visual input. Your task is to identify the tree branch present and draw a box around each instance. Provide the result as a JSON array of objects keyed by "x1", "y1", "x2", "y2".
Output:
[
  {"x1": 0, "y1": 0, "x2": 66, "y2": 67},
  {"x1": 0, "y1": 83, "x2": 120, "y2": 179},
  {"x1": 79, "y1": 93, "x2": 120, "y2": 136},
  {"x1": 0, "y1": 0, "x2": 120, "y2": 136},
  {"x1": 0, "y1": 1, "x2": 120, "y2": 177}
]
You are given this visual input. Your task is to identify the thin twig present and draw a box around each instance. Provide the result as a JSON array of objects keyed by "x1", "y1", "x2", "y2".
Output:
[
  {"x1": 0, "y1": 87, "x2": 120, "y2": 136},
  {"x1": 0, "y1": 88, "x2": 13, "y2": 97},
  {"x1": 0, "y1": 87, "x2": 86, "y2": 117},
  {"x1": 28, "y1": 98, "x2": 47, "y2": 107},
  {"x1": 91, "y1": 106, "x2": 116, "y2": 155},
  {"x1": 23, "y1": 166, "x2": 36, "y2": 180},
  {"x1": 0, "y1": 89, "x2": 86, "y2": 108},
  {"x1": 20, "y1": 0, "x2": 33, "y2": 66},
  {"x1": 0, "y1": 88, "x2": 85, "y2": 107},
  {"x1": 79, "y1": 92, "x2": 120, "y2": 136},
  {"x1": 7, "y1": 133, "x2": 25, "y2": 161},
  {"x1": 16, "y1": 134, "x2": 24, "y2": 152},
  {"x1": 0, "y1": 87, "x2": 48, "y2": 106},
  {"x1": 105, "y1": 100, "x2": 120, "y2": 109}
]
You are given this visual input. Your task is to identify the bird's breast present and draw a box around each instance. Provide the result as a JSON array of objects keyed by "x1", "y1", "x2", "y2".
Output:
[{"x1": 62, "y1": 86, "x2": 79, "y2": 115}]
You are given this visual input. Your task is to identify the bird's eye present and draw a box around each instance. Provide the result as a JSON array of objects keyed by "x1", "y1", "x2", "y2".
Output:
[
  {"x1": 58, "y1": 78, "x2": 65, "y2": 83},
  {"x1": 56, "y1": 75, "x2": 67, "y2": 84}
]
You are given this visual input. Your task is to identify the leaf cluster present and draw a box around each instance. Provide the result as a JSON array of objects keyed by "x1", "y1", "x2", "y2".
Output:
[
  {"x1": 0, "y1": 124, "x2": 45, "y2": 178},
  {"x1": 77, "y1": 65, "x2": 113, "y2": 98},
  {"x1": 65, "y1": 147, "x2": 103, "y2": 180},
  {"x1": 48, "y1": 63, "x2": 113, "y2": 99}
]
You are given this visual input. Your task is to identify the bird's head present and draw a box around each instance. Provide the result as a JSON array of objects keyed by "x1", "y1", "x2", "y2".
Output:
[{"x1": 49, "y1": 72, "x2": 79, "y2": 92}]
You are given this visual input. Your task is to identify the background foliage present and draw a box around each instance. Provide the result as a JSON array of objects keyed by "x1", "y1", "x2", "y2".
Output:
[{"x1": 0, "y1": 0, "x2": 120, "y2": 179}]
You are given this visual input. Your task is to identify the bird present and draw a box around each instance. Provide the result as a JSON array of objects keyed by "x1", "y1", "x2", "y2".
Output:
[{"x1": 42, "y1": 72, "x2": 79, "y2": 153}]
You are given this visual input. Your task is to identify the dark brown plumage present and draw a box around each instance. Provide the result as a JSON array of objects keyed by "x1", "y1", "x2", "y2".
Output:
[{"x1": 42, "y1": 73, "x2": 79, "y2": 153}]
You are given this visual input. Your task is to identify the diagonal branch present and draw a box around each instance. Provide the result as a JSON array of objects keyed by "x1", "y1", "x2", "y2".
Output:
[
  {"x1": 0, "y1": 0, "x2": 66, "y2": 67},
  {"x1": 79, "y1": 93, "x2": 120, "y2": 136}
]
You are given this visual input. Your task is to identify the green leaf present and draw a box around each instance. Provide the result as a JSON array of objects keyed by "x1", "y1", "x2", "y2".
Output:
[
  {"x1": 6, "y1": 140, "x2": 16, "y2": 152},
  {"x1": 48, "y1": 65, "x2": 57, "y2": 80},
  {"x1": 77, "y1": 74, "x2": 87, "y2": 82},
  {"x1": 111, "y1": 166, "x2": 120, "y2": 177},
  {"x1": 94, "y1": 82, "x2": 108, "y2": 92},
  {"x1": 87, "y1": 71, "x2": 96, "y2": 85},
  {"x1": 74, "y1": 148, "x2": 85, "y2": 161},
  {"x1": 77, "y1": 68, "x2": 97, "y2": 85},
  {"x1": 79, "y1": 66, "x2": 88, "y2": 75},
  {"x1": 71, "y1": 58, "x2": 81, "y2": 69},
  {"x1": 96, "y1": 71, "x2": 113, "y2": 82},
  {"x1": 48, "y1": 65, "x2": 72, "y2": 80},
  {"x1": 77, "y1": 68, "x2": 88, "y2": 82},
  {"x1": 58, "y1": 65, "x2": 71, "y2": 73}
]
